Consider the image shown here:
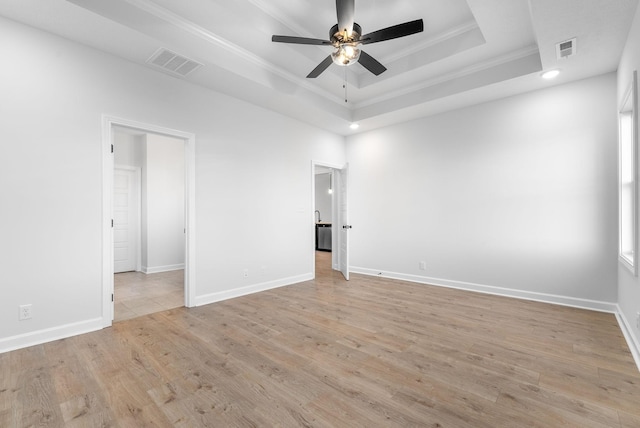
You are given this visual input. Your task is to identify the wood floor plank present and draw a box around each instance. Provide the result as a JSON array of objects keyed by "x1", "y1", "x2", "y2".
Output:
[
  {"x1": 13, "y1": 365, "x2": 65, "y2": 427},
  {"x1": 496, "y1": 381, "x2": 622, "y2": 428},
  {"x1": 2, "y1": 251, "x2": 640, "y2": 426},
  {"x1": 0, "y1": 351, "x2": 11, "y2": 415},
  {"x1": 619, "y1": 410, "x2": 640, "y2": 428}
]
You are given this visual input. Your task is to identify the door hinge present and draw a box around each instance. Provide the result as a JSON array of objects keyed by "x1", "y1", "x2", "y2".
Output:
[
  {"x1": 111, "y1": 294, "x2": 114, "y2": 302},
  {"x1": 111, "y1": 144, "x2": 114, "y2": 153},
  {"x1": 111, "y1": 219, "x2": 114, "y2": 227}
]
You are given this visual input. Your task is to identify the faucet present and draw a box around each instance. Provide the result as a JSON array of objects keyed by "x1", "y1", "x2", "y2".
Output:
[{"x1": 315, "y1": 210, "x2": 321, "y2": 222}]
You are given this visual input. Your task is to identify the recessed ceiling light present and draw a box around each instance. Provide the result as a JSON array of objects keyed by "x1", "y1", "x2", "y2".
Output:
[
  {"x1": 541, "y1": 69, "x2": 560, "y2": 79},
  {"x1": 350, "y1": 123, "x2": 360, "y2": 130}
]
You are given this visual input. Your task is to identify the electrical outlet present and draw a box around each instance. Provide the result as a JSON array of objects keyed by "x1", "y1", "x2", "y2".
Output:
[
  {"x1": 243, "y1": 269, "x2": 249, "y2": 278},
  {"x1": 19, "y1": 304, "x2": 32, "y2": 320},
  {"x1": 419, "y1": 261, "x2": 426, "y2": 271}
]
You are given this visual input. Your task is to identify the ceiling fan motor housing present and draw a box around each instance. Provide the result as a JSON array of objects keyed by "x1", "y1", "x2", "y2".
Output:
[{"x1": 330, "y1": 23, "x2": 362, "y2": 45}]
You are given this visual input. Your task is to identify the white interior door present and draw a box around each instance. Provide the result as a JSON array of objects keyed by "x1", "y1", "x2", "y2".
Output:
[
  {"x1": 113, "y1": 167, "x2": 139, "y2": 273},
  {"x1": 338, "y1": 164, "x2": 350, "y2": 280}
]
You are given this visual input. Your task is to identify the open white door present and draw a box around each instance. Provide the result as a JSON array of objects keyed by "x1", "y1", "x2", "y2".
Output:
[{"x1": 337, "y1": 164, "x2": 351, "y2": 280}]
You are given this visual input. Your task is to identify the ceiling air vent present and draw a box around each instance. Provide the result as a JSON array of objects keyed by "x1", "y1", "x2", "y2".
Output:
[
  {"x1": 556, "y1": 38, "x2": 576, "y2": 60},
  {"x1": 147, "y1": 48, "x2": 202, "y2": 77}
]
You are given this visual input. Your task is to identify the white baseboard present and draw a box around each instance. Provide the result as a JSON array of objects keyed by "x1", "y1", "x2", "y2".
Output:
[
  {"x1": 5, "y1": 271, "x2": 637, "y2": 374},
  {"x1": 195, "y1": 273, "x2": 314, "y2": 307},
  {"x1": 615, "y1": 306, "x2": 640, "y2": 372},
  {"x1": 142, "y1": 263, "x2": 185, "y2": 274},
  {"x1": 0, "y1": 318, "x2": 103, "y2": 354},
  {"x1": 350, "y1": 267, "x2": 618, "y2": 313}
]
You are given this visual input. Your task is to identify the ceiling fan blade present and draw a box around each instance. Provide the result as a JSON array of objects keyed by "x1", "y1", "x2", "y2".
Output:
[
  {"x1": 360, "y1": 19, "x2": 424, "y2": 45},
  {"x1": 336, "y1": 0, "x2": 355, "y2": 35},
  {"x1": 272, "y1": 35, "x2": 332, "y2": 45},
  {"x1": 307, "y1": 56, "x2": 334, "y2": 78},
  {"x1": 358, "y1": 51, "x2": 386, "y2": 76}
]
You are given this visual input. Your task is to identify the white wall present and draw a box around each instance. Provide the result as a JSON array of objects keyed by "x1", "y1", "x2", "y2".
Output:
[
  {"x1": 143, "y1": 133, "x2": 185, "y2": 273},
  {"x1": 315, "y1": 173, "x2": 332, "y2": 223},
  {"x1": 617, "y1": 4, "x2": 640, "y2": 358},
  {"x1": 0, "y1": 16, "x2": 345, "y2": 351},
  {"x1": 347, "y1": 73, "x2": 618, "y2": 307}
]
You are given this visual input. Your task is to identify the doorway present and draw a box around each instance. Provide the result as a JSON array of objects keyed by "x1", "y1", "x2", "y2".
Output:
[
  {"x1": 112, "y1": 127, "x2": 185, "y2": 321},
  {"x1": 312, "y1": 161, "x2": 349, "y2": 280},
  {"x1": 102, "y1": 116, "x2": 196, "y2": 327},
  {"x1": 314, "y1": 166, "x2": 334, "y2": 275}
]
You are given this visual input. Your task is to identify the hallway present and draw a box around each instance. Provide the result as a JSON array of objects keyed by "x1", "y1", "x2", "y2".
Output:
[{"x1": 114, "y1": 270, "x2": 184, "y2": 321}]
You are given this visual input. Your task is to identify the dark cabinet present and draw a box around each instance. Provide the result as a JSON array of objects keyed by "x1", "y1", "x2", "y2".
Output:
[{"x1": 316, "y1": 223, "x2": 332, "y2": 251}]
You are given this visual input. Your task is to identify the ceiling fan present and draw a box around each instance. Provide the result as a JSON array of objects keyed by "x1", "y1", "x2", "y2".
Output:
[{"x1": 271, "y1": 0, "x2": 424, "y2": 78}]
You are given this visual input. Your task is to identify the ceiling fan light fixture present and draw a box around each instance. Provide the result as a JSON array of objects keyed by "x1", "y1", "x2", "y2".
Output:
[
  {"x1": 332, "y1": 44, "x2": 361, "y2": 66},
  {"x1": 271, "y1": 1, "x2": 424, "y2": 78}
]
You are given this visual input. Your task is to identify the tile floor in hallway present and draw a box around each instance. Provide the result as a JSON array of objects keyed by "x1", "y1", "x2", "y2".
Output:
[{"x1": 114, "y1": 269, "x2": 184, "y2": 322}]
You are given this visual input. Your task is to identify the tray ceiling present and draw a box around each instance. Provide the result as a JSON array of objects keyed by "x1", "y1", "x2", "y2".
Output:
[{"x1": 0, "y1": 0, "x2": 637, "y2": 134}]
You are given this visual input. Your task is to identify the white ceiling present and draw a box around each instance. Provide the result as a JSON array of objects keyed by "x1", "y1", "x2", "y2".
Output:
[{"x1": 0, "y1": 0, "x2": 637, "y2": 135}]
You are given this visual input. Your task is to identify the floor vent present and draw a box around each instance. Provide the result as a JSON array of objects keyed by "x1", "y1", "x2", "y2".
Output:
[
  {"x1": 556, "y1": 38, "x2": 576, "y2": 59},
  {"x1": 147, "y1": 48, "x2": 202, "y2": 77}
]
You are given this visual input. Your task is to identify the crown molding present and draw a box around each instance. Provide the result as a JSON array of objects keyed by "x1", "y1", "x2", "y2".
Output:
[
  {"x1": 353, "y1": 45, "x2": 540, "y2": 110},
  {"x1": 383, "y1": 21, "x2": 481, "y2": 64},
  {"x1": 248, "y1": 0, "x2": 316, "y2": 38}
]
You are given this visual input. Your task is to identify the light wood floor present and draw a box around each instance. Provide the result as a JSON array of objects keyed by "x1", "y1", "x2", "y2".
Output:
[
  {"x1": 2, "y1": 252, "x2": 640, "y2": 427},
  {"x1": 114, "y1": 270, "x2": 184, "y2": 322}
]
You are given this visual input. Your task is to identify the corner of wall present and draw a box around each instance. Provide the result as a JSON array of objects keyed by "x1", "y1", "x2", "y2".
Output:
[
  {"x1": 616, "y1": 0, "x2": 640, "y2": 372},
  {"x1": 615, "y1": 305, "x2": 640, "y2": 372}
]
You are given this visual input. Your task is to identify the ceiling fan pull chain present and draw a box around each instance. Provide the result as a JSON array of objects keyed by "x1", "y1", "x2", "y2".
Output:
[{"x1": 344, "y1": 67, "x2": 348, "y2": 103}]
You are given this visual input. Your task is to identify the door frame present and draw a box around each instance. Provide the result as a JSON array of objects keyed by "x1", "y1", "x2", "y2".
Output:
[
  {"x1": 102, "y1": 115, "x2": 197, "y2": 327},
  {"x1": 311, "y1": 160, "x2": 348, "y2": 277},
  {"x1": 113, "y1": 165, "x2": 142, "y2": 273}
]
